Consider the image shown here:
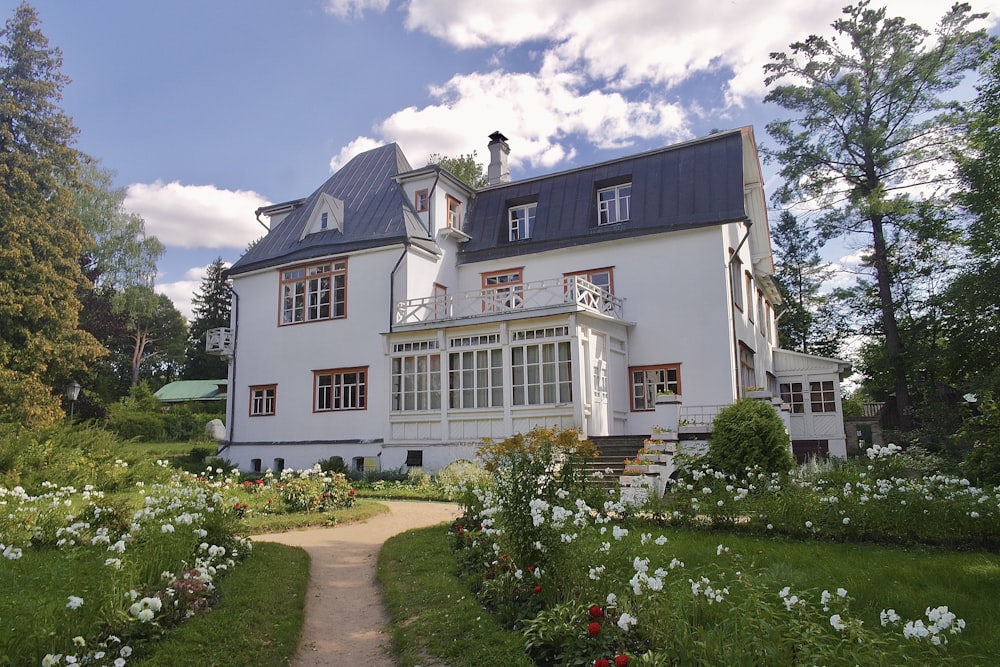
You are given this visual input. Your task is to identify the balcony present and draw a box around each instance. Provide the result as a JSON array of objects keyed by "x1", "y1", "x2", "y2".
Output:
[
  {"x1": 395, "y1": 276, "x2": 625, "y2": 328},
  {"x1": 206, "y1": 327, "x2": 234, "y2": 356}
]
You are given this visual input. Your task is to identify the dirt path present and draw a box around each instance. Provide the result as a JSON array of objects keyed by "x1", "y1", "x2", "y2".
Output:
[{"x1": 253, "y1": 501, "x2": 460, "y2": 667}]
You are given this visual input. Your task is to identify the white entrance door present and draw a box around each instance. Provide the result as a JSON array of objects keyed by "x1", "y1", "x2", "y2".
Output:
[{"x1": 590, "y1": 333, "x2": 610, "y2": 436}]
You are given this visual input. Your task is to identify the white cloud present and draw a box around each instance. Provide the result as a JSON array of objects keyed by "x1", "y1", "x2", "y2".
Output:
[
  {"x1": 323, "y1": 0, "x2": 390, "y2": 19},
  {"x1": 404, "y1": 0, "x2": 1000, "y2": 104},
  {"x1": 328, "y1": 1, "x2": 999, "y2": 175},
  {"x1": 333, "y1": 70, "x2": 688, "y2": 173},
  {"x1": 156, "y1": 263, "x2": 231, "y2": 322},
  {"x1": 124, "y1": 181, "x2": 270, "y2": 250}
]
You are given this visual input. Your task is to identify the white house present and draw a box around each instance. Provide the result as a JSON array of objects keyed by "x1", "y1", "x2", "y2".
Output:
[{"x1": 214, "y1": 127, "x2": 851, "y2": 473}]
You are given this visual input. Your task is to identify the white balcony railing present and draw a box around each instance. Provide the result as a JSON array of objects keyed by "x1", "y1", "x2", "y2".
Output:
[
  {"x1": 395, "y1": 276, "x2": 624, "y2": 326},
  {"x1": 206, "y1": 327, "x2": 234, "y2": 356}
]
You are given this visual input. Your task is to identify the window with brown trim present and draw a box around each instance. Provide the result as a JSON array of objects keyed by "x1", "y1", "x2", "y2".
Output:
[
  {"x1": 446, "y1": 195, "x2": 462, "y2": 230},
  {"x1": 765, "y1": 301, "x2": 773, "y2": 343},
  {"x1": 739, "y1": 342, "x2": 756, "y2": 392},
  {"x1": 280, "y1": 259, "x2": 347, "y2": 325},
  {"x1": 564, "y1": 267, "x2": 614, "y2": 294},
  {"x1": 314, "y1": 367, "x2": 367, "y2": 411},
  {"x1": 729, "y1": 251, "x2": 743, "y2": 311},
  {"x1": 745, "y1": 272, "x2": 755, "y2": 322},
  {"x1": 481, "y1": 268, "x2": 523, "y2": 312},
  {"x1": 249, "y1": 384, "x2": 276, "y2": 416},
  {"x1": 415, "y1": 189, "x2": 429, "y2": 212},
  {"x1": 630, "y1": 364, "x2": 681, "y2": 411},
  {"x1": 757, "y1": 290, "x2": 766, "y2": 334}
]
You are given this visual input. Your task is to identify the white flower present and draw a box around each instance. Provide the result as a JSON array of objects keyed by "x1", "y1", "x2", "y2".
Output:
[
  {"x1": 842, "y1": 517, "x2": 851, "y2": 525},
  {"x1": 161, "y1": 523, "x2": 175, "y2": 533},
  {"x1": 654, "y1": 535, "x2": 668, "y2": 545},
  {"x1": 606, "y1": 592, "x2": 617, "y2": 606},
  {"x1": 617, "y1": 612, "x2": 638, "y2": 632},
  {"x1": 66, "y1": 596, "x2": 84, "y2": 609},
  {"x1": 805, "y1": 521, "x2": 813, "y2": 528},
  {"x1": 837, "y1": 588, "x2": 847, "y2": 598},
  {"x1": 881, "y1": 608, "x2": 900, "y2": 626},
  {"x1": 830, "y1": 614, "x2": 847, "y2": 631},
  {"x1": 42, "y1": 654, "x2": 62, "y2": 667},
  {"x1": 72, "y1": 636, "x2": 85, "y2": 647}
]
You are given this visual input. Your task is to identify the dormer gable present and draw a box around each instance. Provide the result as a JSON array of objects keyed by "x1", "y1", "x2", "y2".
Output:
[{"x1": 300, "y1": 192, "x2": 345, "y2": 240}]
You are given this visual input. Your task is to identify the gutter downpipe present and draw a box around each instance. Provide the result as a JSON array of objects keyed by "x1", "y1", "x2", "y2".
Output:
[
  {"x1": 217, "y1": 283, "x2": 238, "y2": 458},
  {"x1": 728, "y1": 220, "x2": 753, "y2": 399},
  {"x1": 389, "y1": 243, "x2": 409, "y2": 330}
]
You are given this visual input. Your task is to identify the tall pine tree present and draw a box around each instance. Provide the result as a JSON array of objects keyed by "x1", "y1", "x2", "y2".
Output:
[
  {"x1": 0, "y1": 3, "x2": 104, "y2": 426},
  {"x1": 770, "y1": 211, "x2": 841, "y2": 358},
  {"x1": 183, "y1": 258, "x2": 231, "y2": 379},
  {"x1": 763, "y1": 2, "x2": 988, "y2": 428}
]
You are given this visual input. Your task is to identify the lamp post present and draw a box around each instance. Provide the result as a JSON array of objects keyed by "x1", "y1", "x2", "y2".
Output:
[{"x1": 65, "y1": 380, "x2": 81, "y2": 419}]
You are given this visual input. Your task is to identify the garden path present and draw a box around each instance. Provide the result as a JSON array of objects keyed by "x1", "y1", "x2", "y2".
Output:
[{"x1": 253, "y1": 501, "x2": 460, "y2": 667}]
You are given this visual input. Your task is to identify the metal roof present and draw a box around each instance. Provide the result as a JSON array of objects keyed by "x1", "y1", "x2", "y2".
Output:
[
  {"x1": 458, "y1": 128, "x2": 750, "y2": 263},
  {"x1": 229, "y1": 143, "x2": 437, "y2": 276},
  {"x1": 154, "y1": 379, "x2": 228, "y2": 402}
]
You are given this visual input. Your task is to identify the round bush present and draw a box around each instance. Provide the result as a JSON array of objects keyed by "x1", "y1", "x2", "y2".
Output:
[{"x1": 708, "y1": 398, "x2": 793, "y2": 477}]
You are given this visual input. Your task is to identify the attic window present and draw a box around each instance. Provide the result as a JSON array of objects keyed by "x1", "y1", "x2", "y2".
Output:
[
  {"x1": 508, "y1": 203, "x2": 536, "y2": 241},
  {"x1": 415, "y1": 189, "x2": 429, "y2": 213},
  {"x1": 321, "y1": 212, "x2": 329, "y2": 230},
  {"x1": 597, "y1": 183, "x2": 631, "y2": 225}
]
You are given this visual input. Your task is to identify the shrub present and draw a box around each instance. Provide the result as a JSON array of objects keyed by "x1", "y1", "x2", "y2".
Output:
[
  {"x1": 707, "y1": 398, "x2": 793, "y2": 478},
  {"x1": 316, "y1": 455, "x2": 346, "y2": 474},
  {"x1": 960, "y1": 395, "x2": 1000, "y2": 486}
]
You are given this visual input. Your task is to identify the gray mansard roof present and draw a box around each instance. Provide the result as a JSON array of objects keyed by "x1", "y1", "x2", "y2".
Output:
[
  {"x1": 228, "y1": 143, "x2": 436, "y2": 276},
  {"x1": 458, "y1": 128, "x2": 750, "y2": 264}
]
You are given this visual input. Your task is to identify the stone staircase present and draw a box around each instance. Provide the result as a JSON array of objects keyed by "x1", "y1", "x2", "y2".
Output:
[{"x1": 586, "y1": 436, "x2": 648, "y2": 487}]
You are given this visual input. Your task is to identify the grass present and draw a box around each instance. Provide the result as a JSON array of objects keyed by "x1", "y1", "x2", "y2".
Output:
[
  {"x1": 131, "y1": 542, "x2": 308, "y2": 666},
  {"x1": 241, "y1": 498, "x2": 390, "y2": 534},
  {"x1": 379, "y1": 525, "x2": 534, "y2": 667},
  {"x1": 380, "y1": 520, "x2": 1000, "y2": 665}
]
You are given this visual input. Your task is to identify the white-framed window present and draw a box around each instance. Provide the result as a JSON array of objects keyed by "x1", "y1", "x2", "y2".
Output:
[
  {"x1": 448, "y1": 348, "x2": 503, "y2": 409},
  {"x1": 512, "y1": 341, "x2": 572, "y2": 405},
  {"x1": 320, "y1": 212, "x2": 329, "y2": 230},
  {"x1": 280, "y1": 259, "x2": 347, "y2": 325},
  {"x1": 597, "y1": 183, "x2": 631, "y2": 225},
  {"x1": 810, "y1": 380, "x2": 836, "y2": 413},
  {"x1": 508, "y1": 203, "x2": 536, "y2": 241},
  {"x1": 757, "y1": 291, "x2": 766, "y2": 334},
  {"x1": 249, "y1": 384, "x2": 276, "y2": 416},
  {"x1": 314, "y1": 367, "x2": 367, "y2": 411},
  {"x1": 391, "y1": 353, "x2": 441, "y2": 411},
  {"x1": 746, "y1": 273, "x2": 755, "y2": 323},
  {"x1": 780, "y1": 382, "x2": 805, "y2": 413},
  {"x1": 630, "y1": 364, "x2": 680, "y2": 411}
]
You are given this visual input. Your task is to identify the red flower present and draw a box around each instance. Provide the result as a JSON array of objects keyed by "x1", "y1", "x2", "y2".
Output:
[
  {"x1": 615, "y1": 655, "x2": 629, "y2": 667},
  {"x1": 348, "y1": 489, "x2": 356, "y2": 495},
  {"x1": 589, "y1": 604, "x2": 604, "y2": 618},
  {"x1": 533, "y1": 585, "x2": 543, "y2": 594},
  {"x1": 527, "y1": 565, "x2": 536, "y2": 573},
  {"x1": 594, "y1": 659, "x2": 610, "y2": 667},
  {"x1": 588, "y1": 621, "x2": 602, "y2": 636}
]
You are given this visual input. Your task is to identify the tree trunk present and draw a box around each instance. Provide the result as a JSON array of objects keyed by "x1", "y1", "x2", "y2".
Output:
[
  {"x1": 870, "y1": 213, "x2": 915, "y2": 430},
  {"x1": 130, "y1": 327, "x2": 151, "y2": 386}
]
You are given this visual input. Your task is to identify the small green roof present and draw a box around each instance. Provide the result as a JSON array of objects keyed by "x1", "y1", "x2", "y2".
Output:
[{"x1": 154, "y1": 379, "x2": 228, "y2": 402}]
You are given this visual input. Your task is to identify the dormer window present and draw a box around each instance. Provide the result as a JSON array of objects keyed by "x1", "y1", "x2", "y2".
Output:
[
  {"x1": 446, "y1": 195, "x2": 462, "y2": 230},
  {"x1": 320, "y1": 212, "x2": 329, "y2": 230},
  {"x1": 597, "y1": 183, "x2": 631, "y2": 225},
  {"x1": 508, "y1": 203, "x2": 536, "y2": 241},
  {"x1": 415, "y1": 189, "x2": 428, "y2": 212}
]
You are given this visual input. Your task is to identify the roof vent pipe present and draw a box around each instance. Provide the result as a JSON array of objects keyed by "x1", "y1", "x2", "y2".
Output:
[{"x1": 487, "y1": 131, "x2": 510, "y2": 186}]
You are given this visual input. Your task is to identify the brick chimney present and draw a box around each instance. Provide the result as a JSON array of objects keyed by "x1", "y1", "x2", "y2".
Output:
[{"x1": 487, "y1": 131, "x2": 510, "y2": 185}]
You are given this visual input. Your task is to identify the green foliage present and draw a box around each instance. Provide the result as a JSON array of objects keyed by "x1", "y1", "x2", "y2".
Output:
[
  {"x1": 707, "y1": 398, "x2": 793, "y2": 478},
  {"x1": 428, "y1": 151, "x2": 488, "y2": 188},
  {"x1": 104, "y1": 382, "x2": 166, "y2": 440},
  {"x1": 182, "y1": 257, "x2": 231, "y2": 380},
  {"x1": 960, "y1": 395, "x2": 1000, "y2": 486},
  {"x1": 764, "y1": 2, "x2": 989, "y2": 429},
  {"x1": 0, "y1": 4, "x2": 106, "y2": 427},
  {"x1": 316, "y1": 455, "x2": 346, "y2": 474}
]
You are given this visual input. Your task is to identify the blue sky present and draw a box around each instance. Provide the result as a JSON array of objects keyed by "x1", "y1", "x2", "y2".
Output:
[{"x1": 20, "y1": 0, "x2": 1000, "y2": 319}]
